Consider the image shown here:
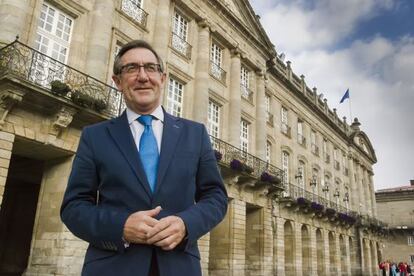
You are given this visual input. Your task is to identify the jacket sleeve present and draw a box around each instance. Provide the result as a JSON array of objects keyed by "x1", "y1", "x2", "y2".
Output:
[
  {"x1": 60, "y1": 127, "x2": 130, "y2": 252},
  {"x1": 176, "y1": 125, "x2": 228, "y2": 244}
]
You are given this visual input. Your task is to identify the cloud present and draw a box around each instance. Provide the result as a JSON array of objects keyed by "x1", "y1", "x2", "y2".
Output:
[
  {"x1": 254, "y1": 0, "x2": 395, "y2": 54},
  {"x1": 250, "y1": 0, "x2": 414, "y2": 189}
]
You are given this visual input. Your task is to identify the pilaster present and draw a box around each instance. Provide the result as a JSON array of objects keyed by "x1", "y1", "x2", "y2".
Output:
[
  {"x1": 84, "y1": 0, "x2": 114, "y2": 80},
  {"x1": 255, "y1": 72, "x2": 266, "y2": 160},
  {"x1": 152, "y1": 0, "x2": 170, "y2": 62},
  {"x1": 294, "y1": 222, "x2": 303, "y2": 276},
  {"x1": 192, "y1": 22, "x2": 210, "y2": 125},
  {"x1": 274, "y1": 217, "x2": 285, "y2": 276},
  {"x1": 0, "y1": 131, "x2": 14, "y2": 209},
  {"x1": 309, "y1": 226, "x2": 318, "y2": 276},
  {"x1": 228, "y1": 50, "x2": 241, "y2": 147}
]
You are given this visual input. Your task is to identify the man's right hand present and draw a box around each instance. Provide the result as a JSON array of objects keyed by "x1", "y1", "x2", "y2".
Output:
[{"x1": 123, "y1": 206, "x2": 162, "y2": 244}]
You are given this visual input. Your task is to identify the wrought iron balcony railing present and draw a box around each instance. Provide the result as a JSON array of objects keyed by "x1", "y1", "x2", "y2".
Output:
[
  {"x1": 121, "y1": 0, "x2": 148, "y2": 28},
  {"x1": 0, "y1": 40, "x2": 124, "y2": 117},
  {"x1": 171, "y1": 32, "x2": 192, "y2": 59},
  {"x1": 209, "y1": 61, "x2": 226, "y2": 84},
  {"x1": 311, "y1": 143, "x2": 319, "y2": 156},
  {"x1": 297, "y1": 134, "x2": 306, "y2": 147},
  {"x1": 281, "y1": 123, "x2": 291, "y2": 138},
  {"x1": 266, "y1": 113, "x2": 274, "y2": 126},
  {"x1": 283, "y1": 182, "x2": 351, "y2": 215},
  {"x1": 210, "y1": 135, "x2": 284, "y2": 186},
  {"x1": 240, "y1": 84, "x2": 253, "y2": 103}
]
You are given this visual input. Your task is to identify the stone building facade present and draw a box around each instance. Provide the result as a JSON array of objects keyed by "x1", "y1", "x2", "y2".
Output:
[
  {"x1": 375, "y1": 181, "x2": 414, "y2": 265},
  {"x1": 0, "y1": 0, "x2": 386, "y2": 275}
]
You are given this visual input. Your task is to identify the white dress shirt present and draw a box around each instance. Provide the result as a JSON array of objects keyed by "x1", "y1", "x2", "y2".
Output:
[{"x1": 126, "y1": 105, "x2": 164, "y2": 153}]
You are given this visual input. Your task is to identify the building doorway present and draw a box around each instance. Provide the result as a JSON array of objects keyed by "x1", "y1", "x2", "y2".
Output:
[{"x1": 0, "y1": 155, "x2": 44, "y2": 276}]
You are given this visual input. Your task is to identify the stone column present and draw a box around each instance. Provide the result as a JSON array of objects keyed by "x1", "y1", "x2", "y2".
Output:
[
  {"x1": 192, "y1": 21, "x2": 210, "y2": 125},
  {"x1": 348, "y1": 154, "x2": 357, "y2": 210},
  {"x1": 355, "y1": 162, "x2": 366, "y2": 214},
  {"x1": 309, "y1": 226, "x2": 318, "y2": 276},
  {"x1": 0, "y1": 0, "x2": 30, "y2": 44},
  {"x1": 255, "y1": 71, "x2": 266, "y2": 160},
  {"x1": 362, "y1": 168, "x2": 371, "y2": 216},
  {"x1": 199, "y1": 233, "x2": 210, "y2": 276},
  {"x1": 0, "y1": 131, "x2": 14, "y2": 209},
  {"x1": 84, "y1": 0, "x2": 114, "y2": 80},
  {"x1": 344, "y1": 236, "x2": 352, "y2": 276},
  {"x1": 152, "y1": 0, "x2": 170, "y2": 62},
  {"x1": 227, "y1": 49, "x2": 241, "y2": 147},
  {"x1": 294, "y1": 222, "x2": 303, "y2": 276},
  {"x1": 323, "y1": 229, "x2": 330, "y2": 275},
  {"x1": 274, "y1": 217, "x2": 285, "y2": 276},
  {"x1": 334, "y1": 233, "x2": 341, "y2": 276},
  {"x1": 369, "y1": 173, "x2": 377, "y2": 217},
  {"x1": 263, "y1": 206, "x2": 273, "y2": 275},
  {"x1": 371, "y1": 241, "x2": 378, "y2": 276}
]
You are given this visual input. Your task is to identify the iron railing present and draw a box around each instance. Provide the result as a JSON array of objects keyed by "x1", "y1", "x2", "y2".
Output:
[
  {"x1": 121, "y1": 0, "x2": 148, "y2": 28},
  {"x1": 171, "y1": 32, "x2": 192, "y2": 59},
  {"x1": 240, "y1": 84, "x2": 253, "y2": 103},
  {"x1": 283, "y1": 182, "x2": 352, "y2": 215},
  {"x1": 0, "y1": 40, "x2": 125, "y2": 117},
  {"x1": 210, "y1": 135, "x2": 284, "y2": 185},
  {"x1": 209, "y1": 61, "x2": 226, "y2": 84}
]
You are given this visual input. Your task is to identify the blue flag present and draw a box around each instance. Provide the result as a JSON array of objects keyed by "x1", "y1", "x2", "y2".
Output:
[{"x1": 339, "y1": 89, "x2": 350, "y2": 104}]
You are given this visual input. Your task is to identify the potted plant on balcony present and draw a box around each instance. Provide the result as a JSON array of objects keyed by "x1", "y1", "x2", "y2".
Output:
[
  {"x1": 71, "y1": 89, "x2": 107, "y2": 112},
  {"x1": 325, "y1": 208, "x2": 336, "y2": 218},
  {"x1": 260, "y1": 172, "x2": 281, "y2": 184},
  {"x1": 50, "y1": 80, "x2": 70, "y2": 97},
  {"x1": 214, "y1": 150, "x2": 223, "y2": 162},
  {"x1": 230, "y1": 158, "x2": 253, "y2": 174},
  {"x1": 310, "y1": 202, "x2": 324, "y2": 213}
]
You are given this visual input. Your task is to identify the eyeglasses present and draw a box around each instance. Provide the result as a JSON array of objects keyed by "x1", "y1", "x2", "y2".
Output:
[{"x1": 120, "y1": 63, "x2": 162, "y2": 75}]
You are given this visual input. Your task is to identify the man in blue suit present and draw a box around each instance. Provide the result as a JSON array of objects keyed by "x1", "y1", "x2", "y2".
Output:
[{"x1": 60, "y1": 40, "x2": 228, "y2": 276}]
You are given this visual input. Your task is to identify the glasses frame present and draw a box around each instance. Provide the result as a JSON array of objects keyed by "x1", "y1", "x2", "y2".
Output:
[{"x1": 120, "y1": 62, "x2": 162, "y2": 75}]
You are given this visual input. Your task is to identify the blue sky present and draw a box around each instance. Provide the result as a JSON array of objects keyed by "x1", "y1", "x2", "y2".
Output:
[{"x1": 250, "y1": 0, "x2": 414, "y2": 189}]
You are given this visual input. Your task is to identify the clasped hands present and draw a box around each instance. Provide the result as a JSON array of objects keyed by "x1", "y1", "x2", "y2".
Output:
[{"x1": 123, "y1": 206, "x2": 186, "y2": 251}]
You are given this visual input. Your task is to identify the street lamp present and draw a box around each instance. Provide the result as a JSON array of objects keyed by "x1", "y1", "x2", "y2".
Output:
[
  {"x1": 334, "y1": 188, "x2": 340, "y2": 205},
  {"x1": 309, "y1": 175, "x2": 317, "y2": 193}
]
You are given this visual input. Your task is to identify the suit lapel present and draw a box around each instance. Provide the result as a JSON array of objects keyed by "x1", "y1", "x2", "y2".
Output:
[
  {"x1": 107, "y1": 112, "x2": 152, "y2": 200},
  {"x1": 155, "y1": 111, "x2": 183, "y2": 195}
]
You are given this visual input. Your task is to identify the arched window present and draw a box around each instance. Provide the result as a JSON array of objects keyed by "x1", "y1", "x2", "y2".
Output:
[
  {"x1": 282, "y1": 151, "x2": 290, "y2": 184},
  {"x1": 297, "y1": 160, "x2": 305, "y2": 189}
]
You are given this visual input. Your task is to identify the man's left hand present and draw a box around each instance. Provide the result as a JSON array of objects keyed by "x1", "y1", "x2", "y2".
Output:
[{"x1": 146, "y1": 216, "x2": 186, "y2": 251}]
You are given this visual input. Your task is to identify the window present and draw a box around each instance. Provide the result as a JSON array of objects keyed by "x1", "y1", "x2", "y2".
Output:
[
  {"x1": 265, "y1": 94, "x2": 272, "y2": 124},
  {"x1": 240, "y1": 119, "x2": 249, "y2": 153},
  {"x1": 334, "y1": 148, "x2": 340, "y2": 170},
  {"x1": 411, "y1": 255, "x2": 414, "y2": 263},
  {"x1": 266, "y1": 141, "x2": 271, "y2": 163},
  {"x1": 282, "y1": 151, "x2": 289, "y2": 184},
  {"x1": 281, "y1": 107, "x2": 290, "y2": 137},
  {"x1": 297, "y1": 120, "x2": 305, "y2": 146},
  {"x1": 323, "y1": 139, "x2": 330, "y2": 163},
  {"x1": 408, "y1": 236, "x2": 414, "y2": 246},
  {"x1": 297, "y1": 161, "x2": 305, "y2": 189},
  {"x1": 344, "y1": 186, "x2": 350, "y2": 209},
  {"x1": 322, "y1": 175, "x2": 330, "y2": 200},
  {"x1": 311, "y1": 130, "x2": 318, "y2": 155},
  {"x1": 33, "y1": 3, "x2": 74, "y2": 83},
  {"x1": 171, "y1": 11, "x2": 191, "y2": 58},
  {"x1": 210, "y1": 42, "x2": 224, "y2": 81},
  {"x1": 342, "y1": 154, "x2": 349, "y2": 176},
  {"x1": 208, "y1": 101, "x2": 220, "y2": 138},
  {"x1": 166, "y1": 77, "x2": 184, "y2": 117},
  {"x1": 121, "y1": 0, "x2": 148, "y2": 27},
  {"x1": 240, "y1": 66, "x2": 251, "y2": 101},
  {"x1": 311, "y1": 168, "x2": 319, "y2": 194}
]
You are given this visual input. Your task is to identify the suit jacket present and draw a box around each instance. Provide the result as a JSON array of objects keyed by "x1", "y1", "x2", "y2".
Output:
[{"x1": 60, "y1": 110, "x2": 228, "y2": 276}]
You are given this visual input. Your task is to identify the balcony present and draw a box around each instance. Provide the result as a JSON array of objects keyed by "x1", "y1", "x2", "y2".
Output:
[
  {"x1": 266, "y1": 112, "x2": 274, "y2": 126},
  {"x1": 325, "y1": 153, "x2": 330, "y2": 163},
  {"x1": 297, "y1": 134, "x2": 306, "y2": 147},
  {"x1": 121, "y1": 0, "x2": 148, "y2": 28},
  {"x1": 209, "y1": 61, "x2": 226, "y2": 84},
  {"x1": 334, "y1": 160, "x2": 340, "y2": 170},
  {"x1": 281, "y1": 123, "x2": 291, "y2": 138},
  {"x1": 311, "y1": 143, "x2": 319, "y2": 156},
  {"x1": 240, "y1": 84, "x2": 253, "y2": 103},
  {"x1": 210, "y1": 135, "x2": 285, "y2": 195},
  {"x1": 170, "y1": 32, "x2": 192, "y2": 59},
  {"x1": 0, "y1": 40, "x2": 124, "y2": 119}
]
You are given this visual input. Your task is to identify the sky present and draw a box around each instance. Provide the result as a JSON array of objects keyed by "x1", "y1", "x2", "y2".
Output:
[{"x1": 249, "y1": 0, "x2": 414, "y2": 190}]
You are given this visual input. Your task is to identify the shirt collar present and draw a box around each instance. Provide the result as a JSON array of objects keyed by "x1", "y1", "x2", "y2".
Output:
[{"x1": 126, "y1": 105, "x2": 164, "y2": 125}]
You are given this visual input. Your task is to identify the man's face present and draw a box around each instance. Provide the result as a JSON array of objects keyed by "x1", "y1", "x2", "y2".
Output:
[{"x1": 113, "y1": 48, "x2": 166, "y2": 114}]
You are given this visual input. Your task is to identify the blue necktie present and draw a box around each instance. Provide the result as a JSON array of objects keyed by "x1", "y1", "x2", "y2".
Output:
[{"x1": 137, "y1": 115, "x2": 159, "y2": 193}]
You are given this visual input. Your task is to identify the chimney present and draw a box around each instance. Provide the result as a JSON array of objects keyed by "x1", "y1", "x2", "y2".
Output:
[{"x1": 411, "y1": 179, "x2": 414, "y2": 186}]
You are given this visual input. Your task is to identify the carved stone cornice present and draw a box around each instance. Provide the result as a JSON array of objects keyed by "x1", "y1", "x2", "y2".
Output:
[
  {"x1": 0, "y1": 89, "x2": 25, "y2": 128},
  {"x1": 49, "y1": 106, "x2": 77, "y2": 135}
]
